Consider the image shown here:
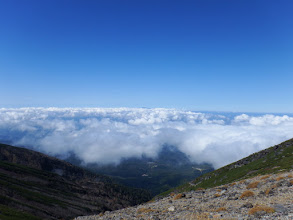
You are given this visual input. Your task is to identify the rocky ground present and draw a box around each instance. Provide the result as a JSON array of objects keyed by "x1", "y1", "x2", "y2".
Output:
[{"x1": 75, "y1": 170, "x2": 293, "y2": 220}]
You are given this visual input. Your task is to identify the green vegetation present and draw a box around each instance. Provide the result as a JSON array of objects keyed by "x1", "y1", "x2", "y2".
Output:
[
  {"x1": 85, "y1": 146, "x2": 213, "y2": 196},
  {"x1": 0, "y1": 205, "x2": 41, "y2": 220}
]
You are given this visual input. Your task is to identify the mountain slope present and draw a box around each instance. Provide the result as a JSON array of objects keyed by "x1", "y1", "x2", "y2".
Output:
[
  {"x1": 173, "y1": 138, "x2": 293, "y2": 193},
  {"x1": 0, "y1": 143, "x2": 151, "y2": 220}
]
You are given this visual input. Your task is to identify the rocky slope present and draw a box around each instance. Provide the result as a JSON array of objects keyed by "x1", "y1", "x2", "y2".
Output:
[
  {"x1": 0, "y1": 143, "x2": 151, "y2": 220},
  {"x1": 75, "y1": 170, "x2": 293, "y2": 220}
]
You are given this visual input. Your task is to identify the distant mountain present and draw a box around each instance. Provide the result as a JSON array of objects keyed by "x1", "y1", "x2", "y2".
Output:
[
  {"x1": 68, "y1": 146, "x2": 213, "y2": 196},
  {"x1": 170, "y1": 138, "x2": 293, "y2": 194},
  {"x1": 0, "y1": 143, "x2": 151, "y2": 220}
]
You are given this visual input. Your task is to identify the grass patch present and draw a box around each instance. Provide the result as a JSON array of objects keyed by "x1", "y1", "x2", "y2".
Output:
[
  {"x1": 214, "y1": 193, "x2": 221, "y2": 197},
  {"x1": 248, "y1": 205, "x2": 275, "y2": 215},
  {"x1": 173, "y1": 193, "x2": 184, "y2": 200},
  {"x1": 229, "y1": 182, "x2": 236, "y2": 186},
  {"x1": 215, "y1": 207, "x2": 227, "y2": 212},
  {"x1": 260, "y1": 175, "x2": 270, "y2": 180},
  {"x1": 265, "y1": 187, "x2": 273, "y2": 196},
  {"x1": 240, "y1": 190, "x2": 254, "y2": 199},
  {"x1": 247, "y1": 181, "x2": 260, "y2": 189},
  {"x1": 276, "y1": 176, "x2": 284, "y2": 181}
]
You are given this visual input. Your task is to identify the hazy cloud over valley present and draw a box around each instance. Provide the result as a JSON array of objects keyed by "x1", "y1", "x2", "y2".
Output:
[{"x1": 0, "y1": 108, "x2": 292, "y2": 168}]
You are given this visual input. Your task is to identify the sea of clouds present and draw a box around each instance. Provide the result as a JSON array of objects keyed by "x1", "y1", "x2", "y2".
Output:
[{"x1": 0, "y1": 107, "x2": 293, "y2": 168}]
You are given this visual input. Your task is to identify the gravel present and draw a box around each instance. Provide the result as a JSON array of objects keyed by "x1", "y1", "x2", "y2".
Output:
[{"x1": 75, "y1": 171, "x2": 293, "y2": 220}]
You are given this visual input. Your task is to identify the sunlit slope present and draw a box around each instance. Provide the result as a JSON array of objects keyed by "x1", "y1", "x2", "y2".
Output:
[{"x1": 172, "y1": 138, "x2": 293, "y2": 193}]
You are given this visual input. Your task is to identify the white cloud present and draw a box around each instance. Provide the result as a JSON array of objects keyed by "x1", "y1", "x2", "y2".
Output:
[{"x1": 0, "y1": 108, "x2": 292, "y2": 168}]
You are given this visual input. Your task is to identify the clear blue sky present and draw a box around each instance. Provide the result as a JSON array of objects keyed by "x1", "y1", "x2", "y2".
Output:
[{"x1": 0, "y1": 0, "x2": 292, "y2": 112}]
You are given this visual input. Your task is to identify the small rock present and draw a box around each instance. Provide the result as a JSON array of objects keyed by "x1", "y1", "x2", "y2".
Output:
[
  {"x1": 254, "y1": 210, "x2": 267, "y2": 218},
  {"x1": 168, "y1": 200, "x2": 173, "y2": 203},
  {"x1": 227, "y1": 196, "x2": 238, "y2": 200},
  {"x1": 220, "y1": 186, "x2": 228, "y2": 190},
  {"x1": 186, "y1": 194, "x2": 192, "y2": 199},
  {"x1": 220, "y1": 190, "x2": 226, "y2": 194},
  {"x1": 267, "y1": 188, "x2": 275, "y2": 195},
  {"x1": 168, "y1": 206, "x2": 175, "y2": 212},
  {"x1": 242, "y1": 203, "x2": 253, "y2": 208},
  {"x1": 276, "y1": 180, "x2": 289, "y2": 187},
  {"x1": 213, "y1": 214, "x2": 223, "y2": 218},
  {"x1": 273, "y1": 204, "x2": 288, "y2": 213}
]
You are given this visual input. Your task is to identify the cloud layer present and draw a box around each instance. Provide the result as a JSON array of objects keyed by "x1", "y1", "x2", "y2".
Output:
[{"x1": 0, "y1": 107, "x2": 293, "y2": 168}]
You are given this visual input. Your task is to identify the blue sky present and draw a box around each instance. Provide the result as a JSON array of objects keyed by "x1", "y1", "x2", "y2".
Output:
[{"x1": 0, "y1": 0, "x2": 292, "y2": 112}]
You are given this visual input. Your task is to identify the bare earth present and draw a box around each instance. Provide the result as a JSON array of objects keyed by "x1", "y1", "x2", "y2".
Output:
[{"x1": 75, "y1": 171, "x2": 293, "y2": 220}]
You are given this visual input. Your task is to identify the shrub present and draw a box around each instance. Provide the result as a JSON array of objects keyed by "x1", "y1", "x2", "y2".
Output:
[
  {"x1": 137, "y1": 208, "x2": 154, "y2": 214},
  {"x1": 173, "y1": 193, "x2": 183, "y2": 200},
  {"x1": 260, "y1": 175, "x2": 270, "y2": 180},
  {"x1": 265, "y1": 188, "x2": 272, "y2": 196},
  {"x1": 216, "y1": 189, "x2": 221, "y2": 192},
  {"x1": 239, "y1": 180, "x2": 246, "y2": 184},
  {"x1": 247, "y1": 181, "x2": 260, "y2": 189},
  {"x1": 276, "y1": 176, "x2": 284, "y2": 181},
  {"x1": 170, "y1": 192, "x2": 175, "y2": 197},
  {"x1": 240, "y1": 190, "x2": 254, "y2": 199},
  {"x1": 290, "y1": 180, "x2": 293, "y2": 185},
  {"x1": 287, "y1": 174, "x2": 293, "y2": 178},
  {"x1": 214, "y1": 193, "x2": 221, "y2": 197},
  {"x1": 248, "y1": 205, "x2": 275, "y2": 215},
  {"x1": 229, "y1": 182, "x2": 236, "y2": 186},
  {"x1": 196, "y1": 188, "x2": 205, "y2": 191},
  {"x1": 216, "y1": 207, "x2": 227, "y2": 212}
]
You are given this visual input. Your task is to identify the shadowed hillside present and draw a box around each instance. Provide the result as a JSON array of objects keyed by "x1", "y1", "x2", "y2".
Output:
[{"x1": 0, "y1": 143, "x2": 151, "y2": 220}]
